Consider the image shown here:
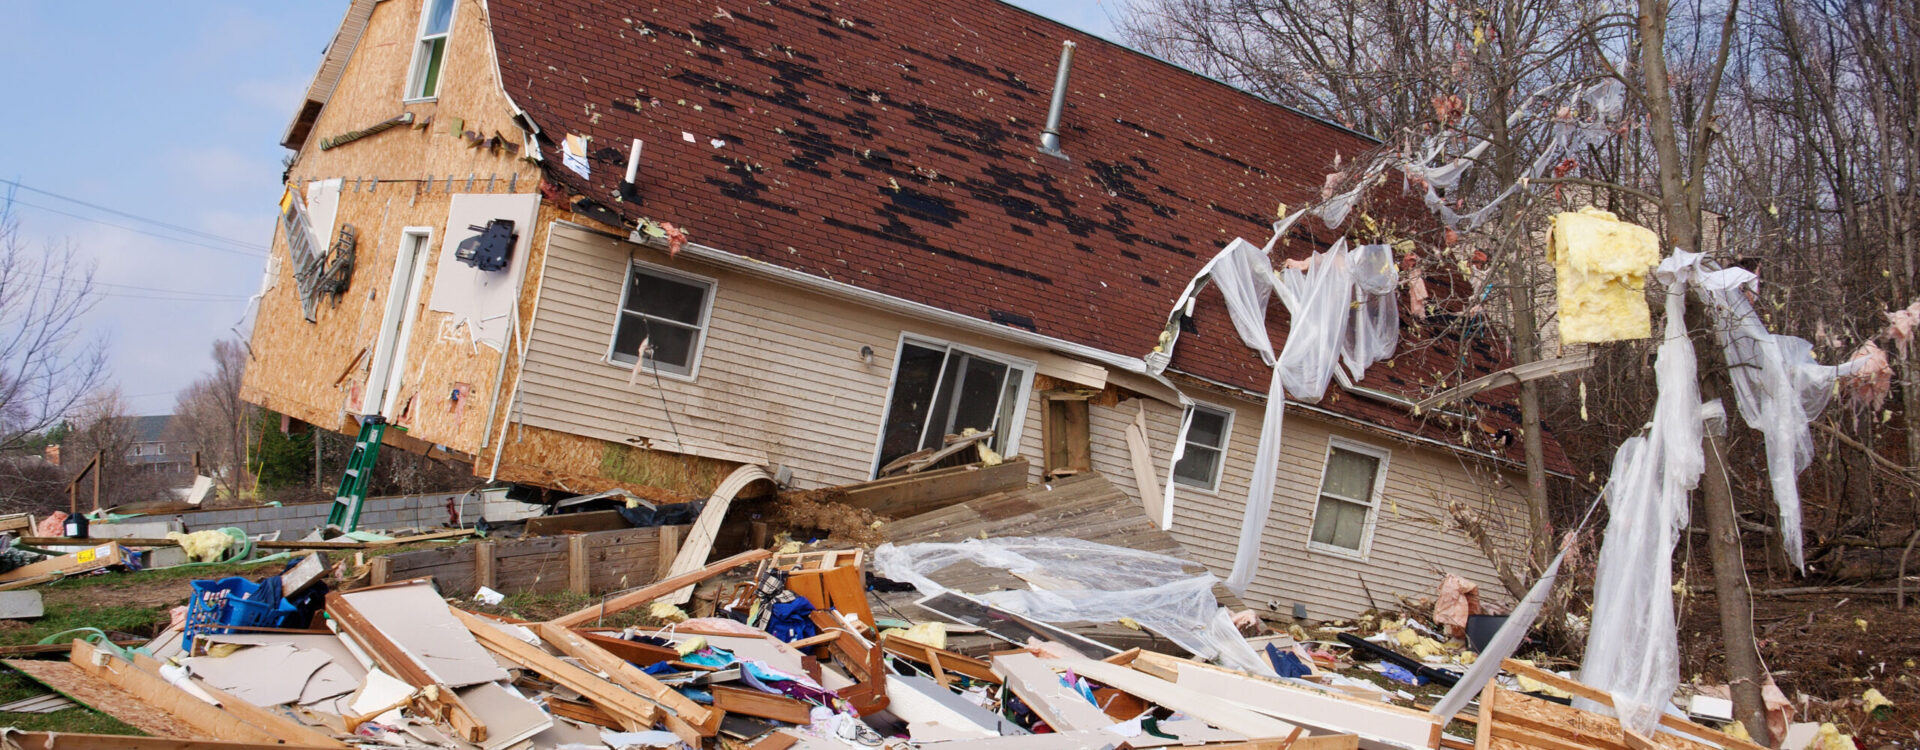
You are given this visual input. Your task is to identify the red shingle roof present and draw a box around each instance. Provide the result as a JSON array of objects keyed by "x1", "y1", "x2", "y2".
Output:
[{"x1": 486, "y1": 0, "x2": 1569, "y2": 474}]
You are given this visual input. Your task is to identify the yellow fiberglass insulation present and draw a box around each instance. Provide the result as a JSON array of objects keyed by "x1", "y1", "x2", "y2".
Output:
[
  {"x1": 1550, "y1": 207, "x2": 1661, "y2": 344},
  {"x1": 166, "y1": 530, "x2": 235, "y2": 563}
]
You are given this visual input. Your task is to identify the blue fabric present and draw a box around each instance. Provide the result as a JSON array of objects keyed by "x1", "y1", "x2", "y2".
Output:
[
  {"x1": 681, "y1": 646, "x2": 737, "y2": 669},
  {"x1": 1267, "y1": 643, "x2": 1313, "y2": 678},
  {"x1": 642, "y1": 661, "x2": 678, "y2": 675},
  {"x1": 1379, "y1": 663, "x2": 1426, "y2": 686},
  {"x1": 765, "y1": 596, "x2": 819, "y2": 643}
]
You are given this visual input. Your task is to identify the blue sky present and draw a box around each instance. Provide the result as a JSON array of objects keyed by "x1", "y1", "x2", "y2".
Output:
[{"x1": 0, "y1": 1, "x2": 1118, "y2": 417}]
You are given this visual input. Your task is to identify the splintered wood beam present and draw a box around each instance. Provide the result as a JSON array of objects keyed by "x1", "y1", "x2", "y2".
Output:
[
  {"x1": 548, "y1": 548, "x2": 771, "y2": 628},
  {"x1": 536, "y1": 622, "x2": 716, "y2": 741},
  {"x1": 1498, "y1": 660, "x2": 1766, "y2": 750},
  {"x1": 450, "y1": 608, "x2": 658, "y2": 734},
  {"x1": 1412, "y1": 352, "x2": 1597, "y2": 411},
  {"x1": 66, "y1": 640, "x2": 346, "y2": 748},
  {"x1": 879, "y1": 634, "x2": 1000, "y2": 685},
  {"x1": 324, "y1": 591, "x2": 486, "y2": 743},
  {"x1": 0, "y1": 733, "x2": 343, "y2": 750}
]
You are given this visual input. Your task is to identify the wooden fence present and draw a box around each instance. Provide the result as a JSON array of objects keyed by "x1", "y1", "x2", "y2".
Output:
[{"x1": 371, "y1": 524, "x2": 685, "y2": 596}]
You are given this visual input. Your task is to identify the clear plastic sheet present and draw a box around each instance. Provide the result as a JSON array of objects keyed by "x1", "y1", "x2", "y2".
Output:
[
  {"x1": 1343, "y1": 243, "x2": 1400, "y2": 380},
  {"x1": 1695, "y1": 272, "x2": 1848, "y2": 571},
  {"x1": 871, "y1": 537, "x2": 1273, "y2": 676},
  {"x1": 1578, "y1": 252, "x2": 1707, "y2": 738},
  {"x1": 1275, "y1": 240, "x2": 1356, "y2": 402},
  {"x1": 1210, "y1": 238, "x2": 1280, "y2": 365}
]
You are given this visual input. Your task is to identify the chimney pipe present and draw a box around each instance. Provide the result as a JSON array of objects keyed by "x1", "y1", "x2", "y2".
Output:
[{"x1": 1039, "y1": 40, "x2": 1076, "y2": 158}]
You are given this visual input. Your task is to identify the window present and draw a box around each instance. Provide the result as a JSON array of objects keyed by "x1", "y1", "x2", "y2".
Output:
[
  {"x1": 874, "y1": 339, "x2": 1031, "y2": 475},
  {"x1": 1309, "y1": 441, "x2": 1389, "y2": 554},
  {"x1": 1172, "y1": 405, "x2": 1232, "y2": 490},
  {"x1": 154, "y1": 443, "x2": 165, "y2": 456},
  {"x1": 405, "y1": 0, "x2": 455, "y2": 100},
  {"x1": 609, "y1": 263, "x2": 714, "y2": 378}
]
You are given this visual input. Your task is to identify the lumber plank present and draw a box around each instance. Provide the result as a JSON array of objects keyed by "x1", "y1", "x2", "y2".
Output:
[
  {"x1": 324, "y1": 591, "x2": 485, "y2": 742},
  {"x1": 577, "y1": 629, "x2": 680, "y2": 667},
  {"x1": 1498, "y1": 660, "x2": 1764, "y2": 750},
  {"x1": 991, "y1": 652, "x2": 1111, "y2": 732},
  {"x1": 1046, "y1": 657, "x2": 1297, "y2": 738},
  {"x1": 65, "y1": 640, "x2": 344, "y2": 747},
  {"x1": 1, "y1": 733, "x2": 343, "y2": 750},
  {"x1": 838, "y1": 459, "x2": 1030, "y2": 518},
  {"x1": 473, "y1": 540, "x2": 495, "y2": 589},
  {"x1": 1169, "y1": 659, "x2": 1441, "y2": 749},
  {"x1": 6, "y1": 658, "x2": 205, "y2": 738},
  {"x1": 567, "y1": 535, "x2": 589, "y2": 595},
  {"x1": 547, "y1": 696, "x2": 622, "y2": 728},
  {"x1": 549, "y1": 548, "x2": 770, "y2": 628},
  {"x1": 125, "y1": 651, "x2": 345, "y2": 748},
  {"x1": 712, "y1": 685, "x2": 813, "y2": 724},
  {"x1": 536, "y1": 622, "x2": 717, "y2": 739},
  {"x1": 880, "y1": 634, "x2": 1000, "y2": 685},
  {"x1": 20, "y1": 536, "x2": 368, "y2": 550},
  {"x1": 450, "y1": 608, "x2": 658, "y2": 734},
  {"x1": 525, "y1": 509, "x2": 630, "y2": 537}
]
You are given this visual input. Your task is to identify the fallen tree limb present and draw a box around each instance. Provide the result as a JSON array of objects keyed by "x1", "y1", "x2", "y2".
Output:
[{"x1": 1756, "y1": 582, "x2": 1919, "y2": 597}]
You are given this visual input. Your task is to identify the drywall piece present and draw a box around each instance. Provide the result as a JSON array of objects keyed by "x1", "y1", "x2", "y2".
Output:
[
  {"x1": 660, "y1": 464, "x2": 777, "y2": 605},
  {"x1": 0, "y1": 590, "x2": 45, "y2": 619},
  {"x1": 1047, "y1": 657, "x2": 1298, "y2": 738},
  {"x1": 1780, "y1": 722, "x2": 1822, "y2": 750},
  {"x1": 425, "y1": 193, "x2": 539, "y2": 351},
  {"x1": 62, "y1": 641, "x2": 345, "y2": 748},
  {"x1": 185, "y1": 475, "x2": 216, "y2": 505},
  {"x1": 0, "y1": 692, "x2": 76, "y2": 713},
  {"x1": 992, "y1": 652, "x2": 1112, "y2": 732},
  {"x1": 1, "y1": 733, "x2": 341, "y2": 750},
  {"x1": 348, "y1": 669, "x2": 415, "y2": 726},
  {"x1": 197, "y1": 633, "x2": 368, "y2": 684},
  {"x1": 340, "y1": 582, "x2": 509, "y2": 687},
  {"x1": 1173, "y1": 662, "x2": 1439, "y2": 750},
  {"x1": 182, "y1": 644, "x2": 333, "y2": 706},
  {"x1": 450, "y1": 608, "x2": 659, "y2": 734},
  {"x1": 459, "y1": 682, "x2": 554, "y2": 750},
  {"x1": 1549, "y1": 207, "x2": 1660, "y2": 345},
  {"x1": 887, "y1": 673, "x2": 1026, "y2": 739}
]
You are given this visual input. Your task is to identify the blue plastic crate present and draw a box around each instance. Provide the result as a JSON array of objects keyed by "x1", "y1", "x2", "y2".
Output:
[{"x1": 183, "y1": 577, "x2": 295, "y2": 649}]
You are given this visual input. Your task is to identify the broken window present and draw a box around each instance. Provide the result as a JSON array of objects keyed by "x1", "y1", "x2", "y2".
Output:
[
  {"x1": 1309, "y1": 441, "x2": 1388, "y2": 554},
  {"x1": 609, "y1": 262, "x2": 713, "y2": 378},
  {"x1": 1172, "y1": 404, "x2": 1232, "y2": 490},
  {"x1": 406, "y1": 0, "x2": 455, "y2": 100},
  {"x1": 874, "y1": 339, "x2": 1031, "y2": 475}
]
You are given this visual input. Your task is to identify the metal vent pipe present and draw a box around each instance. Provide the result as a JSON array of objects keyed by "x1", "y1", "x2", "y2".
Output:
[{"x1": 1039, "y1": 40, "x2": 1076, "y2": 156}]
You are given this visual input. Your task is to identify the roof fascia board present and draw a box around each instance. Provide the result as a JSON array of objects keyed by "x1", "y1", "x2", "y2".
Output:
[{"x1": 281, "y1": 0, "x2": 380, "y2": 150}]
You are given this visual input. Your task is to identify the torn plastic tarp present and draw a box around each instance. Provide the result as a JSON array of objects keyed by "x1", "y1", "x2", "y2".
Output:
[
  {"x1": 1694, "y1": 267, "x2": 1866, "y2": 571},
  {"x1": 1578, "y1": 250, "x2": 1707, "y2": 739},
  {"x1": 871, "y1": 537, "x2": 1273, "y2": 677}
]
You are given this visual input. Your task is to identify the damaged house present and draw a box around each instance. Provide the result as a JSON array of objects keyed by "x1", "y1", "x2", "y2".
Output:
[{"x1": 241, "y1": 0, "x2": 1570, "y2": 619}]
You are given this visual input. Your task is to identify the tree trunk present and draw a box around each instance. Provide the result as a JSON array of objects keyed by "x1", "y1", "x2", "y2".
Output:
[
  {"x1": 1636, "y1": 0, "x2": 1770, "y2": 741},
  {"x1": 1698, "y1": 378, "x2": 1772, "y2": 744}
]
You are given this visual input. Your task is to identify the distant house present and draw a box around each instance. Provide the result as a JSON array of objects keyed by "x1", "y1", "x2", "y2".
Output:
[
  {"x1": 124, "y1": 416, "x2": 193, "y2": 475},
  {"x1": 241, "y1": 0, "x2": 1570, "y2": 618}
]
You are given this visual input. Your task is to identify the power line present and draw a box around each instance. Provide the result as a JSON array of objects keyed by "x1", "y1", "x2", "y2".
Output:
[
  {"x1": 2, "y1": 178, "x2": 266, "y2": 251},
  {"x1": 32, "y1": 273, "x2": 255, "y2": 300},
  {"x1": 6, "y1": 199, "x2": 270, "y2": 259}
]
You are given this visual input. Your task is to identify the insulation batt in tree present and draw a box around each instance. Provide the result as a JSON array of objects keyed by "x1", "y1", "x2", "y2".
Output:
[{"x1": 1549, "y1": 207, "x2": 1661, "y2": 344}]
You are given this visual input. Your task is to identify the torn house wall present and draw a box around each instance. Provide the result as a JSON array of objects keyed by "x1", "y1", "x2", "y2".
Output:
[{"x1": 241, "y1": 0, "x2": 542, "y2": 465}]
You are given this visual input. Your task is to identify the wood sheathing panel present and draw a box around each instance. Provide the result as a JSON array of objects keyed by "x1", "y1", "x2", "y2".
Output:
[
  {"x1": 4, "y1": 659, "x2": 209, "y2": 739},
  {"x1": 242, "y1": 0, "x2": 541, "y2": 461},
  {"x1": 1069, "y1": 386, "x2": 1532, "y2": 621}
]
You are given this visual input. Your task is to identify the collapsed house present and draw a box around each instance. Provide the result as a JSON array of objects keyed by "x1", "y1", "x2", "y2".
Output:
[{"x1": 241, "y1": 0, "x2": 1571, "y2": 621}]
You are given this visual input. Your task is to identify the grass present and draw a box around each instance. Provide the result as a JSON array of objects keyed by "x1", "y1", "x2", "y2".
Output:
[
  {"x1": 465, "y1": 589, "x2": 670, "y2": 629},
  {"x1": 0, "y1": 559, "x2": 294, "y2": 737}
]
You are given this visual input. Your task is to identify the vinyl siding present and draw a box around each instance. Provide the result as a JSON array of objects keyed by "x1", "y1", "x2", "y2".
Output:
[{"x1": 521, "y1": 222, "x2": 1532, "y2": 619}]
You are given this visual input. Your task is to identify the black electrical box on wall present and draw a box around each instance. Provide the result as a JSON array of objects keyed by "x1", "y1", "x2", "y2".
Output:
[{"x1": 455, "y1": 219, "x2": 517, "y2": 272}]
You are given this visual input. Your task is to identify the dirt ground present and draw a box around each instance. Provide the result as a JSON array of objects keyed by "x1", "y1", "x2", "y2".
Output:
[{"x1": 1678, "y1": 589, "x2": 1918, "y2": 747}]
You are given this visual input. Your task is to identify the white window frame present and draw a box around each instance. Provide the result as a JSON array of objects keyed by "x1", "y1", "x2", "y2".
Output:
[
  {"x1": 868, "y1": 332, "x2": 1036, "y2": 477},
  {"x1": 1305, "y1": 436, "x2": 1391, "y2": 560},
  {"x1": 403, "y1": 0, "x2": 457, "y2": 102},
  {"x1": 604, "y1": 258, "x2": 717, "y2": 383},
  {"x1": 1170, "y1": 402, "x2": 1234, "y2": 492}
]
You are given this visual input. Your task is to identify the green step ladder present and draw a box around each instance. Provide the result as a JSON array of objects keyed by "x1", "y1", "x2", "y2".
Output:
[{"x1": 326, "y1": 417, "x2": 387, "y2": 533}]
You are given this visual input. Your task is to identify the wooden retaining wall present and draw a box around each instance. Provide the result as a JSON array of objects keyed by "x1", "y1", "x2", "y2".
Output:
[{"x1": 372, "y1": 524, "x2": 685, "y2": 596}]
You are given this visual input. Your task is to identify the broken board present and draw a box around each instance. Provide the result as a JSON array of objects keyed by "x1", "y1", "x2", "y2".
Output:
[
  {"x1": 918, "y1": 591, "x2": 1117, "y2": 655},
  {"x1": 4, "y1": 659, "x2": 207, "y2": 738}
]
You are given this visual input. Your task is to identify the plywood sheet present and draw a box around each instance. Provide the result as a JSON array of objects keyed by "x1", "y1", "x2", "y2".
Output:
[{"x1": 4, "y1": 659, "x2": 208, "y2": 738}]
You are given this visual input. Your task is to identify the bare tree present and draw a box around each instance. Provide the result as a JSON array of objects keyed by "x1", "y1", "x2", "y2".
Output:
[
  {"x1": 60, "y1": 390, "x2": 171, "y2": 509},
  {"x1": 0, "y1": 194, "x2": 107, "y2": 454},
  {"x1": 173, "y1": 338, "x2": 254, "y2": 500}
]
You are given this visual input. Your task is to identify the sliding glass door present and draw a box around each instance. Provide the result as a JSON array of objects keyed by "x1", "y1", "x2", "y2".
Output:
[{"x1": 874, "y1": 338, "x2": 1031, "y2": 475}]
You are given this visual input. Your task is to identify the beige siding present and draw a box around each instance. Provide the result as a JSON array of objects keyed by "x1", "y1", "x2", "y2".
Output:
[
  {"x1": 521, "y1": 223, "x2": 1531, "y2": 619},
  {"x1": 1087, "y1": 391, "x2": 1534, "y2": 621},
  {"x1": 521, "y1": 224, "x2": 1064, "y2": 490}
]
